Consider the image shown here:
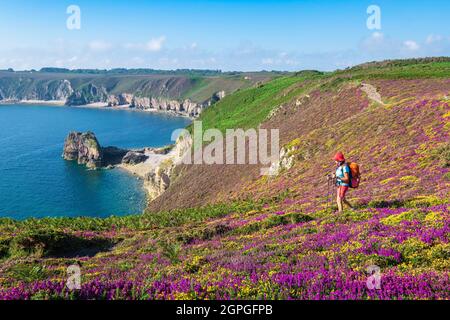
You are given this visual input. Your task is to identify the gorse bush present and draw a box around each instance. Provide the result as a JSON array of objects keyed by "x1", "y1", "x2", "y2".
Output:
[
  {"x1": 263, "y1": 212, "x2": 314, "y2": 228},
  {"x1": 8, "y1": 229, "x2": 114, "y2": 258},
  {"x1": 8, "y1": 264, "x2": 51, "y2": 282},
  {"x1": 158, "y1": 240, "x2": 182, "y2": 264},
  {"x1": 0, "y1": 200, "x2": 263, "y2": 235},
  {"x1": 432, "y1": 142, "x2": 450, "y2": 167}
]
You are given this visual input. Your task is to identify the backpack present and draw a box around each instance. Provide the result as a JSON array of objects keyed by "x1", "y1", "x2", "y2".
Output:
[{"x1": 347, "y1": 162, "x2": 361, "y2": 188}]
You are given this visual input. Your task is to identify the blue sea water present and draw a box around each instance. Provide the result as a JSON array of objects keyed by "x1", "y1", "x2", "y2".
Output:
[{"x1": 0, "y1": 104, "x2": 190, "y2": 219}]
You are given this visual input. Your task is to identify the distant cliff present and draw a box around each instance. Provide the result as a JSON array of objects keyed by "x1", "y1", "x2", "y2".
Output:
[{"x1": 0, "y1": 69, "x2": 276, "y2": 117}]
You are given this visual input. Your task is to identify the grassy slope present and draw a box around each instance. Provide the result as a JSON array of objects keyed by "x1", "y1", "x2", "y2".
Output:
[
  {"x1": 0, "y1": 58, "x2": 449, "y2": 300},
  {"x1": 199, "y1": 59, "x2": 450, "y2": 132}
]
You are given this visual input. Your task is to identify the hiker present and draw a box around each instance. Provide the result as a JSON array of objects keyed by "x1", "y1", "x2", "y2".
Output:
[{"x1": 331, "y1": 152, "x2": 354, "y2": 212}]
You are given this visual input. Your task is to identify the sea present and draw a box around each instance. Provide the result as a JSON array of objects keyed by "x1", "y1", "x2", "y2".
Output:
[{"x1": 0, "y1": 104, "x2": 190, "y2": 219}]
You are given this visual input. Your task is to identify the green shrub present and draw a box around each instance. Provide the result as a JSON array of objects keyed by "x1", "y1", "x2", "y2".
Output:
[
  {"x1": 367, "y1": 199, "x2": 404, "y2": 208},
  {"x1": 347, "y1": 253, "x2": 399, "y2": 270},
  {"x1": 8, "y1": 229, "x2": 114, "y2": 258},
  {"x1": 176, "y1": 224, "x2": 232, "y2": 244},
  {"x1": 263, "y1": 212, "x2": 314, "y2": 228},
  {"x1": 8, "y1": 264, "x2": 51, "y2": 282},
  {"x1": 380, "y1": 209, "x2": 426, "y2": 226},
  {"x1": 158, "y1": 240, "x2": 181, "y2": 264},
  {"x1": 431, "y1": 142, "x2": 450, "y2": 167},
  {"x1": 0, "y1": 242, "x2": 10, "y2": 259}
]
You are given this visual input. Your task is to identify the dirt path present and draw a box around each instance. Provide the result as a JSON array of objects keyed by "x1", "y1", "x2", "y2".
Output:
[{"x1": 361, "y1": 83, "x2": 385, "y2": 105}]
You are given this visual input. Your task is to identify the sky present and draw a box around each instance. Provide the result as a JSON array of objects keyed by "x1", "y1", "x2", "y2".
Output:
[{"x1": 0, "y1": 0, "x2": 449, "y2": 71}]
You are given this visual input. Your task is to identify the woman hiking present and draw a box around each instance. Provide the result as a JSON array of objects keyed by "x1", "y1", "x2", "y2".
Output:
[{"x1": 331, "y1": 152, "x2": 353, "y2": 213}]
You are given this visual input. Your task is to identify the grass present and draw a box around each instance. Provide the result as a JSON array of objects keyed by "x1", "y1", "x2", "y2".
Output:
[
  {"x1": 196, "y1": 73, "x2": 323, "y2": 133},
  {"x1": 0, "y1": 199, "x2": 264, "y2": 235},
  {"x1": 196, "y1": 59, "x2": 450, "y2": 134}
]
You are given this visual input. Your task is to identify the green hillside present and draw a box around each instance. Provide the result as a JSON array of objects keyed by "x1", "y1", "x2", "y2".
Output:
[{"x1": 0, "y1": 58, "x2": 449, "y2": 300}]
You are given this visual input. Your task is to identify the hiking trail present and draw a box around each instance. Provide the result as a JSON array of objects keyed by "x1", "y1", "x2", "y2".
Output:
[{"x1": 361, "y1": 83, "x2": 385, "y2": 105}]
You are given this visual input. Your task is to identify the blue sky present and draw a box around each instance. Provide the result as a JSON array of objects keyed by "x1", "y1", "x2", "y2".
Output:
[{"x1": 0, "y1": 0, "x2": 449, "y2": 71}]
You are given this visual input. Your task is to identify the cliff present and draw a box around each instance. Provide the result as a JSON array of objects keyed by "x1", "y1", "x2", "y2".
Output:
[
  {"x1": 62, "y1": 132, "x2": 132, "y2": 169},
  {"x1": 0, "y1": 70, "x2": 274, "y2": 117}
]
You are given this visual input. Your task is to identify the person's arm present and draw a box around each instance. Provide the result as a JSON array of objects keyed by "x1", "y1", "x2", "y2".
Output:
[
  {"x1": 342, "y1": 172, "x2": 350, "y2": 184},
  {"x1": 341, "y1": 165, "x2": 351, "y2": 183}
]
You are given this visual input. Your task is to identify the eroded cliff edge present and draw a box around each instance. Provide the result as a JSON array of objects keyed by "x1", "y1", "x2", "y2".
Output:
[{"x1": 62, "y1": 131, "x2": 191, "y2": 201}]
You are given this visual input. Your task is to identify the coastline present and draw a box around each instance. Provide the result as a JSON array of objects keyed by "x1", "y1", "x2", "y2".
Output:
[
  {"x1": 117, "y1": 163, "x2": 153, "y2": 198},
  {"x1": 117, "y1": 150, "x2": 174, "y2": 201},
  {"x1": 2, "y1": 99, "x2": 190, "y2": 207},
  {"x1": 0, "y1": 99, "x2": 66, "y2": 106},
  {"x1": 0, "y1": 99, "x2": 195, "y2": 119}
]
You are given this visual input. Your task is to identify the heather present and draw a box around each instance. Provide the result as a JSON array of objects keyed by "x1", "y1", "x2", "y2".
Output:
[
  {"x1": 0, "y1": 200, "x2": 448, "y2": 300},
  {"x1": 0, "y1": 58, "x2": 449, "y2": 300}
]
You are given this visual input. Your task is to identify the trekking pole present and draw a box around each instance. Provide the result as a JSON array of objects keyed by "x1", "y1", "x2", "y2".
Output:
[
  {"x1": 325, "y1": 175, "x2": 331, "y2": 212},
  {"x1": 325, "y1": 175, "x2": 335, "y2": 213},
  {"x1": 329, "y1": 179, "x2": 334, "y2": 212}
]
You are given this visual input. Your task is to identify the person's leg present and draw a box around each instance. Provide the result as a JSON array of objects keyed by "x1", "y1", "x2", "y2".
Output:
[{"x1": 336, "y1": 188, "x2": 344, "y2": 212}]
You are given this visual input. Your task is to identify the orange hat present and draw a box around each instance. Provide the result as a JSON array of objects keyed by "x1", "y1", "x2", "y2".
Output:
[{"x1": 333, "y1": 152, "x2": 345, "y2": 162}]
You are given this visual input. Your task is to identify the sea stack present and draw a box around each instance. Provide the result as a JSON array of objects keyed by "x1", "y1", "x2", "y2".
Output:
[{"x1": 62, "y1": 131, "x2": 103, "y2": 169}]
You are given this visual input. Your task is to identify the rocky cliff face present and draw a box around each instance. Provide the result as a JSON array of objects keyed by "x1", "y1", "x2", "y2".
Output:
[
  {"x1": 62, "y1": 132, "x2": 103, "y2": 169},
  {"x1": 130, "y1": 91, "x2": 225, "y2": 117},
  {"x1": 130, "y1": 96, "x2": 203, "y2": 117},
  {"x1": 142, "y1": 133, "x2": 193, "y2": 200},
  {"x1": 0, "y1": 71, "x2": 227, "y2": 117},
  {"x1": 107, "y1": 93, "x2": 134, "y2": 107},
  {"x1": 66, "y1": 84, "x2": 108, "y2": 106},
  {"x1": 105, "y1": 90, "x2": 226, "y2": 117},
  {"x1": 63, "y1": 132, "x2": 146, "y2": 169},
  {"x1": 0, "y1": 78, "x2": 73, "y2": 102}
]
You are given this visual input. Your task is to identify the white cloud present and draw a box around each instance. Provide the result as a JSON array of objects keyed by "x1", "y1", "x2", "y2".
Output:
[
  {"x1": 361, "y1": 32, "x2": 388, "y2": 53},
  {"x1": 88, "y1": 40, "x2": 113, "y2": 52},
  {"x1": 67, "y1": 56, "x2": 78, "y2": 63},
  {"x1": 261, "y1": 56, "x2": 299, "y2": 67},
  {"x1": 130, "y1": 56, "x2": 144, "y2": 65},
  {"x1": 371, "y1": 32, "x2": 384, "y2": 41},
  {"x1": 145, "y1": 36, "x2": 166, "y2": 52},
  {"x1": 122, "y1": 36, "x2": 166, "y2": 52},
  {"x1": 426, "y1": 34, "x2": 443, "y2": 44},
  {"x1": 403, "y1": 40, "x2": 420, "y2": 51},
  {"x1": 1, "y1": 31, "x2": 449, "y2": 72}
]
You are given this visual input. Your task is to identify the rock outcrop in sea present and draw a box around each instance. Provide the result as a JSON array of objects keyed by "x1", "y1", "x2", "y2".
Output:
[
  {"x1": 62, "y1": 132, "x2": 103, "y2": 169},
  {"x1": 61, "y1": 130, "x2": 194, "y2": 201},
  {"x1": 62, "y1": 132, "x2": 134, "y2": 169}
]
